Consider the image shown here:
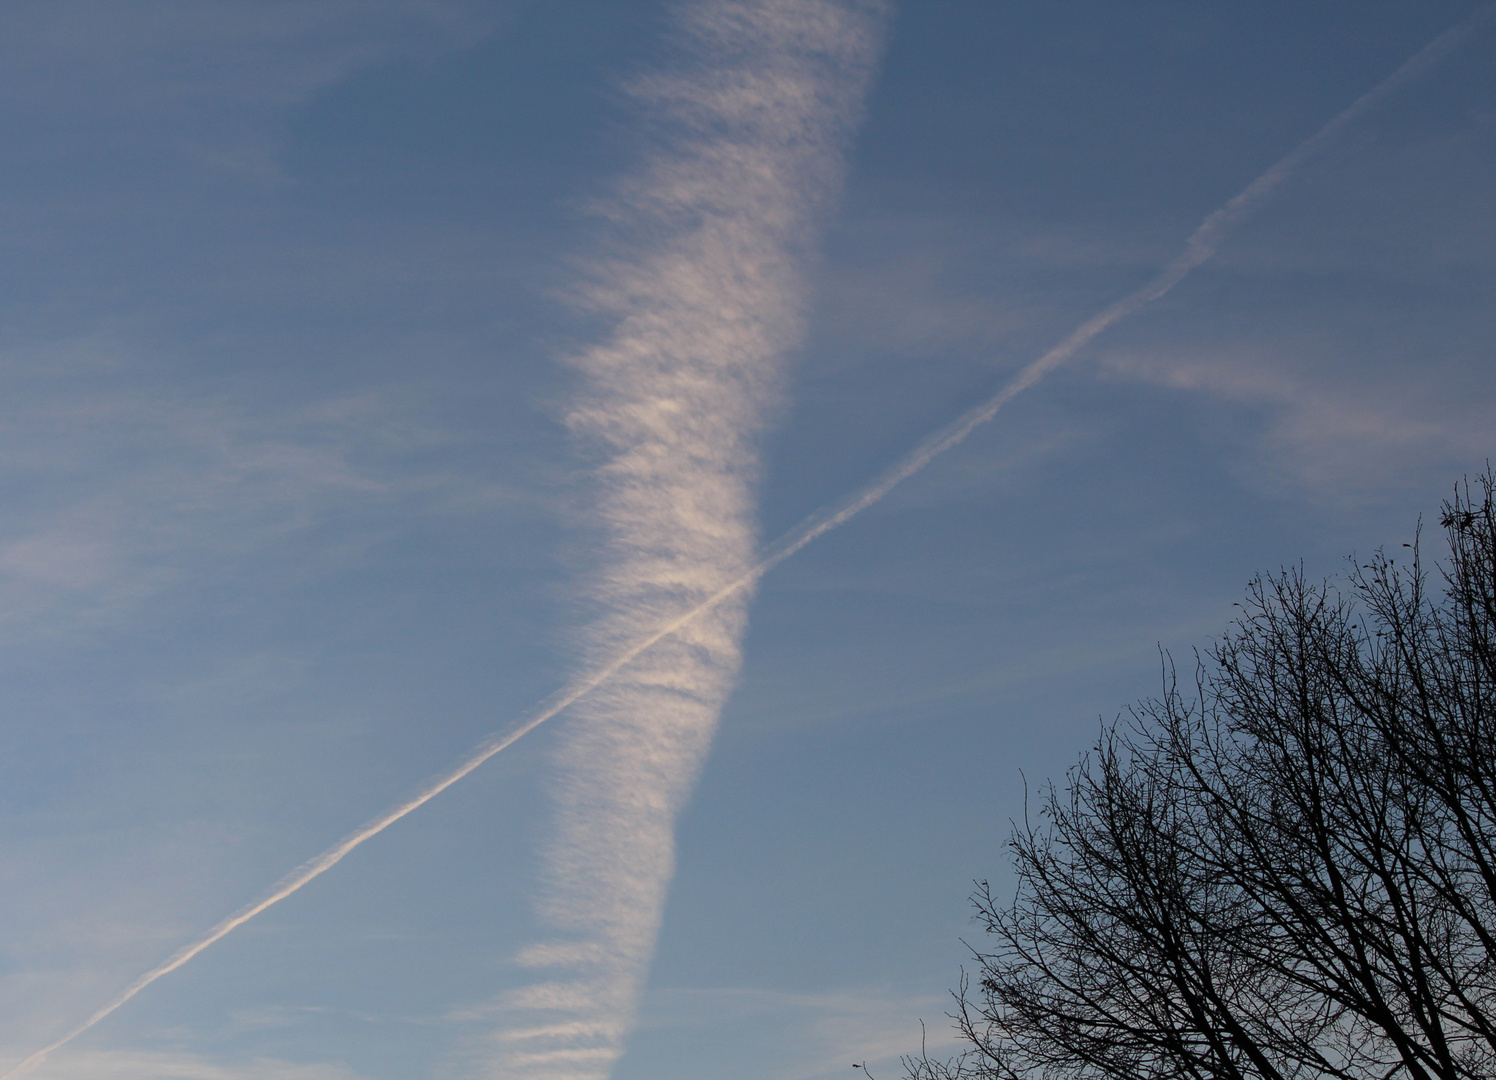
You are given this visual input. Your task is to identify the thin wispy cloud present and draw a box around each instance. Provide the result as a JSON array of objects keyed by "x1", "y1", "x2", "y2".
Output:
[
  {"x1": 1100, "y1": 343, "x2": 1496, "y2": 499},
  {"x1": 3, "y1": 7, "x2": 1486, "y2": 1080},
  {"x1": 0, "y1": 0, "x2": 491, "y2": 184},
  {"x1": 0, "y1": 376, "x2": 505, "y2": 640},
  {"x1": 25, "y1": 1048, "x2": 367, "y2": 1080},
  {"x1": 633, "y1": 985, "x2": 960, "y2": 1080}
]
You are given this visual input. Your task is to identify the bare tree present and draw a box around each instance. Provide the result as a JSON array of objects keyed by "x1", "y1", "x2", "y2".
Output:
[{"x1": 908, "y1": 473, "x2": 1496, "y2": 1080}]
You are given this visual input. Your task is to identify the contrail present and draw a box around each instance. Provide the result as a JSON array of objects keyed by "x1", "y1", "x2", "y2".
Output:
[
  {"x1": 4, "y1": 7, "x2": 1488, "y2": 1078},
  {"x1": 486, "y1": 2, "x2": 890, "y2": 1076}
]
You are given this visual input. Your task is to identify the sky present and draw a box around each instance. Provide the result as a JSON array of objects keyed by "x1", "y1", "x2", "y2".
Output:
[{"x1": 0, "y1": 2, "x2": 1493, "y2": 1079}]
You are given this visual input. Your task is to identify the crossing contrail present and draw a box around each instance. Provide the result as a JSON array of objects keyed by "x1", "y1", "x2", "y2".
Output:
[{"x1": 3, "y1": 6, "x2": 1489, "y2": 1078}]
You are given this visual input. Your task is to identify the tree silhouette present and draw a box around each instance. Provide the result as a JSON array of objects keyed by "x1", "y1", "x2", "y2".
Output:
[{"x1": 909, "y1": 472, "x2": 1496, "y2": 1080}]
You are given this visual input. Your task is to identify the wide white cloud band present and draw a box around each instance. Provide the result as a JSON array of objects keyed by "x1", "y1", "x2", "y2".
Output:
[{"x1": 482, "y1": 4, "x2": 890, "y2": 1078}]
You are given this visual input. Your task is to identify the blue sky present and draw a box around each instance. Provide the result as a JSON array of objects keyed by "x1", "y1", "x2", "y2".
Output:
[{"x1": 0, "y1": 3, "x2": 1492, "y2": 1079}]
